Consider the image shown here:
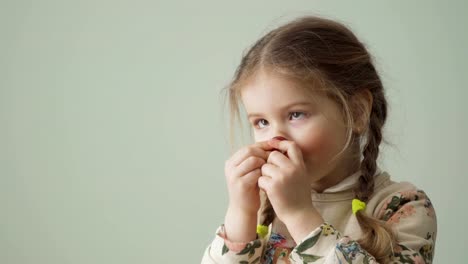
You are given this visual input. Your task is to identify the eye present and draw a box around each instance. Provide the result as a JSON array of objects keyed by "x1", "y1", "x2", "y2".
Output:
[
  {"x1": 290, "y1": 112, "x2": 307, "y2": 120},
  {"x1": 254, "y1": 119, "x2": 269, "y2": 129}
]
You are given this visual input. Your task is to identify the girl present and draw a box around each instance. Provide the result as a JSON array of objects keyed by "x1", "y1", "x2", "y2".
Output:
[{"x1": 201, "y1": 15, "x2": 437, "y2": 264}]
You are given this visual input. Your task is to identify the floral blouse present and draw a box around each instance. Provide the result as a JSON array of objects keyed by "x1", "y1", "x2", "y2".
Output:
[{"x1": 201, "y1": 172, "x2": 437, "y2": 264}]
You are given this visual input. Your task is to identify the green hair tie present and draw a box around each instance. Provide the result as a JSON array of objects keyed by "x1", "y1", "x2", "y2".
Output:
[
  {"x1": 352, "y1": 198, "x2": 366, "y2": 214},
  {"x1": 256, "y1": 224, "x2": 269, "y2": 238}
]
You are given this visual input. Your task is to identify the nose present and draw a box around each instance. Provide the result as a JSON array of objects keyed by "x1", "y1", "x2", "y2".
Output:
[{"x1": 268, "y1": 122, "x2": 290, "y2": 142}]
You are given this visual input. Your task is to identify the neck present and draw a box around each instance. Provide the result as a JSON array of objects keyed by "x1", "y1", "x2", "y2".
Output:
[{"x1": 311, "y1": 140, "x2": 361, "y2": 193}]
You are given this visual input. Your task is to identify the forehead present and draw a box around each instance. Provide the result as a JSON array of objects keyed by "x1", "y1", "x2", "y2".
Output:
[{"x1": 240, "y1": 72, "x2": 317, "y2": 110}]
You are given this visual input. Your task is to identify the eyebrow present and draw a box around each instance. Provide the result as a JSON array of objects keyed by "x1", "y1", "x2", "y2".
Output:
[{"x1": 247, "y1": 101, "x2": 313, "y2": 119}]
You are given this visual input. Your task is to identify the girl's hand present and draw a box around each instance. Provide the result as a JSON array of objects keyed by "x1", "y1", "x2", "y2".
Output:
[
  {"x1": 223, "y1": 141, "x2": 274, "y2": 242},
  {"x1": 258, "y1": 138, "x2": 320, "y2": 230},
  {"x1": 224, "y1": 141, "x2": 273, "y2": 215}
]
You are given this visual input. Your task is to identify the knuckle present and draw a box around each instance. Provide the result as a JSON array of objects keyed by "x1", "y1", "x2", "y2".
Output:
[
  {"x1": 244, "y1": 156, "x2": 256, "y2": 165},
  {"x1": 247, "y1": 156, "x2": 263, "y2": 167},
  {"x1": 243, "y1": 146, "x2": 255, "y2": 156}
]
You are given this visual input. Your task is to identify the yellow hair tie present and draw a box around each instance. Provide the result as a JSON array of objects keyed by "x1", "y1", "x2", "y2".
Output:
[
  {"x1": 256, "y1": 224, "x2": 269, "y2": 238},
  {"x1": 352, "y1": 198, "x2": 366, "y2": 214}
]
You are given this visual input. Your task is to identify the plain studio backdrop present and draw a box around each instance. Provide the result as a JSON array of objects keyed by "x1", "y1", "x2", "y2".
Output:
[{"x1": 1, "y1": 0, "x2": 466, "y2": 263}]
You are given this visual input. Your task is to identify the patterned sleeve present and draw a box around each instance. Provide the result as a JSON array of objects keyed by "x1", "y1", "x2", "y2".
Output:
[
  {"x1": 201, "y1": 224, "x2": 266, "y2": 264},
  {"x1": 287, "y1": 189, "x2": 437, "y2": 264},
  {"x1": 377, "y1": 189, "x2": 437, "y2": 263}
]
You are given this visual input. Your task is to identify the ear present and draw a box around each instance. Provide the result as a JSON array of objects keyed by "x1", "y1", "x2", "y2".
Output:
[{"x1": 351, "y1": 89, "x2": 373, "y2": 135}]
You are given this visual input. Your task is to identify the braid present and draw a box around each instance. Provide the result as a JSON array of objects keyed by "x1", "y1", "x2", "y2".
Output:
[
  {"x1": 354, "y1": 93, "x2": 396, "y2": 263},
  {"x1": 356, "y1": 104, "x2": 384, "y2": 201},
  {"x1": 259, "y1": 191, "x2": 275, "y2": 227},
  {"x1": 356, "y1": 87, "x2": 387, "y2": 197}
]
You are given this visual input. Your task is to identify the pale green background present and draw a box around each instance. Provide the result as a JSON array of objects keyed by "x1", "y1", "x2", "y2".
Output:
[{"x1": 1, "y1": 0, "x2": 466, "y2": 263}]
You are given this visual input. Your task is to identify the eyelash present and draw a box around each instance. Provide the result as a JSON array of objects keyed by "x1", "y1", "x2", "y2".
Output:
[{"x1": 252, "y1": 111, "x2": 308, "y2": 128}]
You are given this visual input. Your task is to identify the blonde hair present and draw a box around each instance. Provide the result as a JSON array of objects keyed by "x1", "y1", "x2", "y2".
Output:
[{"x1": 221, "y1": 15, "x2": 397, "y2": 262}]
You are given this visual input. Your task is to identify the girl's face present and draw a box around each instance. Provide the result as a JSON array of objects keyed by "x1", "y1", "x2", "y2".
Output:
[{"x1": 240, "y1": 72, "x2": 358, "y2": 192}]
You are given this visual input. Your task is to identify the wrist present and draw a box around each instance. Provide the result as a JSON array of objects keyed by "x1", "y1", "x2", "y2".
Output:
[
  {"x1": 227, "y1": 204, "x2": 258, "y2": 217},
  {"x1": 224, "y1": 207, "x2": 258, "y2": 243},
  {"x1": 283, "y1": 207, "x2": 324, "y2": 244}
]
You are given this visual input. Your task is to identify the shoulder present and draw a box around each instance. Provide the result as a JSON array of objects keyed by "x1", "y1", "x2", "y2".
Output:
[
  {"x1": 367, "y1": 171, "x2": 436, "y2": 224},
  {"x1": 366, "y1": 171, "x2": 437, "y2": 264}
]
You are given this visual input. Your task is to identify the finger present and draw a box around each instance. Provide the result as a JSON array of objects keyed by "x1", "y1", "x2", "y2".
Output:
[
  {"x1": 268, "y1": 139, "x2": 304, "y2": 166},
  {"x1": 230, "y1": 141, "x2": 273, "y2": 167},
  {"x1": 267, "y1": 150, "x2": 291, "y2": 167},
  {"x1": 258, "y1": 175, "x2": 273, "y2": 194},
  {"x1": 251, "y1": 141, "x2": 280, "y2": 158},
  {"x1": 253, "y1": 140, "x2": 277, "y2": 150},
  {"x1": 261, "y1": 163, "x2": 281, "y2": 179},
  {"x1": 236, "y1": 156, "x2": 265, "y2": 177},
  {"x1": 242, "y1": 168, "x2": 262, "y2": 185}
]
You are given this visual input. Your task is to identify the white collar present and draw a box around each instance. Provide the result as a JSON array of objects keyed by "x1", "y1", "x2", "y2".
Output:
[{"x1": 317, "y1": 166, "x2": 382, "y2": 193}]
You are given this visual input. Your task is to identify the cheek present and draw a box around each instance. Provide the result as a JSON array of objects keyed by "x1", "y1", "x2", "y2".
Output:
[
  {"x1": 253, "y1": 132, "x2": 267, "y2": 143},
  {"x1": 297, "y1": 123, "x2": 345, "y2": 164}
]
